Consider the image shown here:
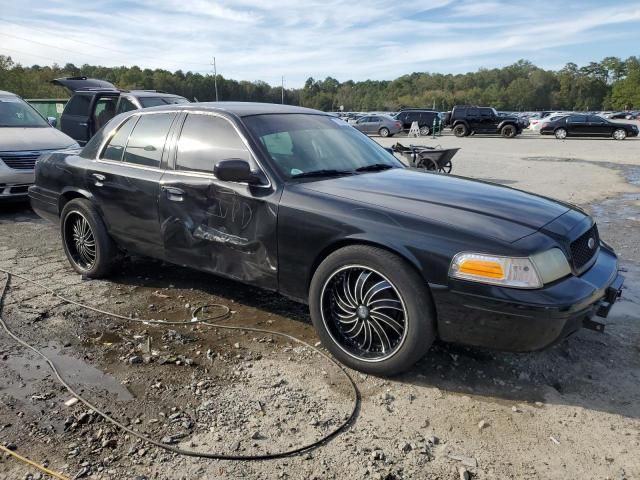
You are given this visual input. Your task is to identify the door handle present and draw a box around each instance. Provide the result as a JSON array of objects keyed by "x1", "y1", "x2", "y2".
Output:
[
  {"x1": 91, "y1": 173, "x2": 106, "y2": 187},
  {"x1": 79, "y1": 122, "x2": 88, "y2": 127},
  {"x1": 161, "y1": 186, "x2": 185, "y2": 202}
]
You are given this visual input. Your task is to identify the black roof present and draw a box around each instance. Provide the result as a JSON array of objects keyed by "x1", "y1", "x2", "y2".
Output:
[{"x1": 148, "y1": 102, "x2": 326, "y2": 117}]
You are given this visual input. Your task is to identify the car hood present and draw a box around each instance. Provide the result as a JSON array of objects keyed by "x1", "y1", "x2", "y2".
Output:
[
  {"x1": 0, "y1": 127, "x2": 77, "y2": 152},
  {"x1": 300, "y1": 168, "x2": 582, "y2": 243}
]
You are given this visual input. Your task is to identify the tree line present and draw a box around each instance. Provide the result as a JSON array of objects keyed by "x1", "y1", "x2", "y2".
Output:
[{"x1": 1, "y1": 55, "x2": 639, "y2": 112}]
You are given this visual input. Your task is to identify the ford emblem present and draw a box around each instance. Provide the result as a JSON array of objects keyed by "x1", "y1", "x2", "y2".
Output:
[{"x1": 587, "y1": 237, "x2": 595, "y2": 249}]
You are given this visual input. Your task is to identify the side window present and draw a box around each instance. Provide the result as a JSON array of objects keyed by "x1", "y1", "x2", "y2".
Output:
[
  {"x1": 116, "y1": 97, "x2": 137, "y2": 115},
  {"x1": 123, "y1": 113, "x2": 176, "y2": 168},
  {"x1": 480, "y1": 108, "x2": 493, "y2": 117},
  {"x1": 588, "y1": 115, "x2": 605, "y2": 124},
  {"x1": 468, "y1": 107, "x2": 480, "y2": 117},
  {"x1": 176, "y1": 114, "x2": 250, "y2": 174},
  {"x1": 568, "y1": 115, "x2": 586, "y2": 123},
  {"x1": 370, "y1": 116, "x2": 380, "y2": 123},
  {"x1": 101, "y1": 117, "x2": 137, "y2": 162},
  {"x1": 64, "y1": 95, "x2": 91, "y2": 116}
]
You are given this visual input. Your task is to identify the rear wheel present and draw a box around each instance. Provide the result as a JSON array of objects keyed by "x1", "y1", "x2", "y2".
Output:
[
  {"x1": 61, "y1": 198, "x2": 118, "y2": 278},
  {"x1": 501, "y1": 124, "x2": 517, "y2": 138},
  {"x1": 554, "y1": 128, "x2": 567, "y2": 140},
  {"x1": 453, "y1": 124, "x2": 468, "y2": 137},
  {"x1": 309, "y1": 245, "x2": 436, "y2": 376},
  {"x1": 379, "y1": 127, "x2": 390, "y2": 137},
  {"x1": 613, "y1": 128, "x2": 627, "y2": 140},
  {"x1": 419, "y1": 125, "x2": 430, "y2": 136}
]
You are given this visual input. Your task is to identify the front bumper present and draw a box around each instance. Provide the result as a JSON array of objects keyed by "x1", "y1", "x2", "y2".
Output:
[
  {"x1": 0, "y1": 162, "x2": 34, "y2": 198},
  {"x1": 431, "y1": 246, "x2": 624, "y2": 351}
]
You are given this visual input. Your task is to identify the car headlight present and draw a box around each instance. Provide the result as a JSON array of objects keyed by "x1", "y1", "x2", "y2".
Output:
[{"x1": 449, "y1": 248, "x2": 571, "y2": 289}]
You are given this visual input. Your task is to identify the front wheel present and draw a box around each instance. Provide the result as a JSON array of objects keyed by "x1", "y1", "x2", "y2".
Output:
[
  {"x1": 501, "y1": 124, "x2": 517, "y2": 138},
  {"x1": 378, "y1": 127, "x2": 390, "y2": 137},
  {"x1": 419, "y1": 125, "x2": 430, "y2": 136},
  {"x1": 613, "y1": 128, "x2": 627, "y2": 140},
  {"x1": 309, "y1": 245, "x2": 436, "y2": 376},
  {"x1": 61, "y1": 198, "x2": 118, "y2": 278},
  {"x1": 453, "y1": 124, "x2": 468, "y2": 137},
  {"x1": 555, "y1": 128, "x2": 567, "y2": 140}
]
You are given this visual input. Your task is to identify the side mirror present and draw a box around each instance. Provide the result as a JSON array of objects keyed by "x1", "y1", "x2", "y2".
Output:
[
  {"x1": 47, "y1": 116, "x2": 57, "y2": 128},
  {"x1": 214, "y1": 159, "x2": 261, "y2": 184}
]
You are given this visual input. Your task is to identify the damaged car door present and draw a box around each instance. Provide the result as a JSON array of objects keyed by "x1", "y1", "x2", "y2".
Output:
[
  {"x1": 158, "y1": 112, "x2": 279, "y2": 290},
  {"x1": 90, "y1": 111, "x2": 178, "y2": 257}
]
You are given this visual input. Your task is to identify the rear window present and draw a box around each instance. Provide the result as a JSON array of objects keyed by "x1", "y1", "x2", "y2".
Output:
[
  {"x1": 101, "y1": 117, "x2": 137, "y2": 162},
  {"x1": 138, "y1": 96, "x2": 189, "y2": 108},
  {"x1": 64, "y1": 95, "x2": 91, "y2": 116},
  {"x1": 123, "y1": 113, "x2": 176, "y2": 167}
]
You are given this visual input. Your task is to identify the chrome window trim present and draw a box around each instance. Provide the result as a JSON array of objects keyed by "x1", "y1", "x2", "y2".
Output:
[
  {"x1": 96, "y1": 109, "x2": 273, "y2": 188},
  {"x1": 172, "y1": 110, "x2": 273, "y2": 189},
  {"x1": 96, "y1": 110, "x2": 177, "y2": 169}
]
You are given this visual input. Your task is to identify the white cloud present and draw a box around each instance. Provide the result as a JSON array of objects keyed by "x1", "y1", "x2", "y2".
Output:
[{"x1": 0, "y1": 0, "x2": 639, "y2": 87}]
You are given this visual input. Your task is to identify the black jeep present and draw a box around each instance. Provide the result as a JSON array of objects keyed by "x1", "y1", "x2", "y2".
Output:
[
  {"x1": 445, "y1": 106, "x2": 524, "y2": 138},
  {"x1": 52, "y1": 77, "x2": 189, "y2": 145}
]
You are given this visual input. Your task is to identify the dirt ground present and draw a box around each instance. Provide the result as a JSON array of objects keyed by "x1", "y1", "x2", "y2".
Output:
[{"x1": 1, "y1": 131, "x2": 639, "y2": 480}]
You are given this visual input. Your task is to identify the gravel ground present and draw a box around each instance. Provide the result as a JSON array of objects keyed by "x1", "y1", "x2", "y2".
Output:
[{"x1": 1, "y1": 131, "x2": 639, "y2": 480}]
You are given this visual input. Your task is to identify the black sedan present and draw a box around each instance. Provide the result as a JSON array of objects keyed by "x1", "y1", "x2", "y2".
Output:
[
  {"x1": 540, "y1": 114, "x2": 639, "y2": 140},
  {"x1": 29, "y1": 103, "x2": 624, "y2": 375}
]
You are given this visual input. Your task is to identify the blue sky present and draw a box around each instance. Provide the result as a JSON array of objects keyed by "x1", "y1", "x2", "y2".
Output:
[{"x1": 1, "y1": 0, "x2": 639, "y2": 87}]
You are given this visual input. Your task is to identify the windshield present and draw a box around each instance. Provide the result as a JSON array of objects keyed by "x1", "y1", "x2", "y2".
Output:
[
  {"x1": 0, "y1": 97, "x2": 49, "y2": 128},
  {"x1": 138, "y1": 96, "x2": 189, "y2": 108},
  {"x1": 244, "y1": 114, "x2": 403, "y2": 179}
]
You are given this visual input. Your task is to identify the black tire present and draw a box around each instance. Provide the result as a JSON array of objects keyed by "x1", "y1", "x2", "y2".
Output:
[
  {"x1": 453, "y1": 123, "x2": 468, "y2": 137},
  {"x1": 419, "y1": 125, "x2": 430, "y2": 136},
  {"x1": 379, "y1": 127, "x2": 390, "y2": 137},
  {"x1": 501, "y1": 124, "x2": 517, "y2": 138},
  {"x1": 60, "y1": 198, "x2": 118, "y2": 278},
  {"x1": 309, "y1": 245, "x2": 436, "y2": 376}
]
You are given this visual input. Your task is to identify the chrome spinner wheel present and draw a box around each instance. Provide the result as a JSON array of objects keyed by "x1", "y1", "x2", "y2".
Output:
[
  {"x1": 64, "y1": 211, "x2": 96, "y2": 270},
  {"x1": 320, "y1": 265, "x2": 408, "y2": 362},
  {"x1": 613, "y1": 128, "x2": 626, "y2": 140}
]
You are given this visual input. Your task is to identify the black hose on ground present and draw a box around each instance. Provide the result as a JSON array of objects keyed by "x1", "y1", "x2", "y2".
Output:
[{"x1": 0, "y1": 269, "x2": 360, "y2": 461}]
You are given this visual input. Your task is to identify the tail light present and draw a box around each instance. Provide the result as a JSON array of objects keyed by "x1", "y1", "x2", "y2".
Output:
[
  {"x1": 541, "y1": 123, "x2": 548, "y2": 129},
  {"x1": 395, "y1": 122, "x2": 402, "y2": 128}
]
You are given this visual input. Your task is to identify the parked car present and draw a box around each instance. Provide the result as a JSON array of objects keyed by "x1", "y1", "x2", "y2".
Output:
[
  {"x1": 52, "y1": 76, "x2": 189, "y2": 146},
  {"x1": 447, "y1": 106, "x2": 525, "y2": 138},
  {"x1": 1, "y1": 90, "x2": 78, "y2": 201},
  {"x1": 30, "y1": 102, "x2": 624, "y2": 375},
  {"x1": 540, "y1": 114, "x2": 639, "y2": 140},
  {"x1": 530, "y1": 113, "x2": 568, "y2": 132},
  {"x1": 528, "y1": 111, "x2": 566, "y2": 130},
  {"x1": 352, "y1": 114, "x2": 402, "y2": 137},
  {"x1": 394, "y1": 109, "x2": 440, "y2": 135}
]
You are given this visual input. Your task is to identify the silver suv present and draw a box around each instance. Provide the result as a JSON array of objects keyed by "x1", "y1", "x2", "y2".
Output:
[{"x1": 0, "y1": 90, "x2": 78, "y2": 200}]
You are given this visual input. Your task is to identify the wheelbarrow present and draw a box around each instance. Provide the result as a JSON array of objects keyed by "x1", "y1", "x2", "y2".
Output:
[{"x1": 391, "y1": 142, "x2": 460, "y2": 173}]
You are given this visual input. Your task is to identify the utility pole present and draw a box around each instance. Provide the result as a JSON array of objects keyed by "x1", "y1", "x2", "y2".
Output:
[
  {"x1": 281, "y1": 76, "x2": 284, "y2": 104},
  {"x1": 212, "y1": 57, "x2": 219, "y2": 102}
]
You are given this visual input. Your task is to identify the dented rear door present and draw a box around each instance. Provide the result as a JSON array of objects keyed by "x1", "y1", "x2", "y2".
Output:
[{"x1": 158, "y1": 112, "x2": 279, "y2": 290}]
